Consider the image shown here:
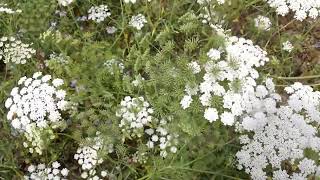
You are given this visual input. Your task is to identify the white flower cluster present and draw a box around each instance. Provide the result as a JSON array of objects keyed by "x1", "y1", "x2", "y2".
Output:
[
  {"x1": 74, "y1": 133, "x2": 114, "y2": 171},
  {"x1": 23, "y1": 124, "x2": 55, "y2": 155},
  {"x1": 197, "y1": 0, "x2": 227, "y2": 24},
  {"x1": 181, "y1": 36, "x2": 269, "y2": 126},
  {"x1": 88, "y1": 5, "x2": 111, "y2": 23},
  {"x1": 282, "y1": 40, "x2": 293, "y2": 52},
  {"x1": 236, "y1": 80, "x2": 320, "y2": 180},
  {"x1": 0, "y1": 36, "x2": 36, "y2": 64},
  {"x1": 130, "y1": 151, "x2": 149, "y2": 164},
  {"x1": 264, "y1": 0, "x2": 320, "y2": 21},
  {"x1": 0, "y1": 4, "x2": 22, "y2": 14},
  {"x1": 103, "y1": 59, "x2": 125, "y2": 75},
  {"x1": 124, "y1": 0, "x2": 137, "y2": 3},
  {"x1": 254, "y1": 15, "x2": 271, "y2": 31},
  {"x1": 75, "y1": 139, "x2": 103, "y2": 170},
  {"x1": 81, "y1": 169, "x2": 116, "y2": 180},
  {"x1": 129, "y1": 14, "x2": 147, "y2": 30},
  {"x1": 106, "y1": 26, "x2": 117, "y2": 34},
  {"x1": 24, "y1": 162, "x2": 69, "y2": 180},
  {"x1": 116, "y1": 96, "x2": 154, "y2": 138},
  {"x1": 145, "y1": 118, "x2": 179, "y2": 158},
  {"x1": 188, "y1": 61, "x2": 201, "y2": 74},
  {"x1": 5, "y1": 72, "x2": 68, "y2": 131},
  {"x1": 57, "y1": 0, "x2": 73, "y2": 6},
  {"x1": 132, "y1": 74, "x2": 145, "y2": 87},
  {"x1": 45, "y1": 53, "x2": 69, "y2": 67}
]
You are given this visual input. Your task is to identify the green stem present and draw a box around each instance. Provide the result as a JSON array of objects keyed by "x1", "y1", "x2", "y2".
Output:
[{"x1": 274, "y1": 74, "x2": 320, "y2": 80}]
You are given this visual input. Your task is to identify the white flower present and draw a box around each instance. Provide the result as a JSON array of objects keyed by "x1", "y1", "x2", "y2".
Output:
[
  {"x1": 0, "y1": 4, "x2": 21, "y2": 14},
  {"x1": 124, "y1": 0, "x2": 137, "y2": 3},
  {"x1": 0, "y1": 36, "x2": 35, "y2": 64},
  {"x1": 129, "y1": 14, "x2": 147, "y2": 30},
  {"x1": 52, "y1": 162, "x2": 60, "y2": 169},
  {"x1": 45, "y1": 53, "x2": 69, "y2": 67},
  {"x1": 170, "y1": 146, "x2": 177, "y2": 153},
  {"x1": 11, "y1": 119, "x2": 21, "y2": 129},
  {"x1": 204, "y1": 108, "x2": 219, "y2": 123},
  {"x1": 60, "y1": 168, "x2": 69, "y2": 176},
  {"x1": 188, "y1": 61, "x2": 201, "y2": 74},
  {"x1": 74, "y1": 135, "x2": 112, "y2": 171},
  {"x1": 220, "y1": 112, "x2": 234, "y2": 125},
  {"x1": 147, "y1": 141, "x2": 154, "y2": 148},
  {"x1": 104, "y1": 59, "x2": 125, "y2": 75},
  {"x1": 27, "y1": 165, "x2": 36, "y2": 173},
  {"x1": 144, "y1": 118, "x2": 179, "y2": 157},
  {"x1": 52, "y1": 78, "x2": 64, "y2": 87},
  {"x1": 106, "y1": 26, "x2": 117, "y2": 34},
  {"x1": 101, "y1": 171, "x2": 108, "y2": 177},
  {"x1": 145, "y1": 128, "x2": 154, "y2": 135},
  {"x1": 254, "y1": 15, "x2": 271, "y2": 31},
  {"x1": 81, "y1": 172, "x2": 88, "y2": 179},
  {"x1": 282, "y1": 40, "x2": 293, "y2": 52},
  {"x1": 264, "y1": 0, "x2": 320, "y2": 21},
  {"x1": 4, "y1": 72, "x2": 68, "y2": 147},
  {"x1": 117, "y1": 96, "x2": 153, "y2": 138},
  {"x1": 57, "y1": 0, "x2": 73, "y2": 6},
  {"x1": 24, "y1": 162, "x2": 68, "y2": 179},
  {"x1": 207, "y1": 48, "x2": 221, "y2": 60},
  {"x1": 180, "y1": 95, "x2": 193, "y2": 109},
  {"x1": 5, "y1": 98, "x2": 12, "y2": 108},
  {"x1": 237, "y1": 79, "x2": 320, "y2": 180},
  {"x1": 255, "y1": 85, "x2": 268, "y2": 98},
  {"x1": 182, "y1": 36, "x2": 269, "y2": 126},
  {"x1": 88, "y1": 5, "x2": 111, "y2": 23}
]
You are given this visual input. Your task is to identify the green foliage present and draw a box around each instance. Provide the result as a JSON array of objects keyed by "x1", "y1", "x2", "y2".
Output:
[{"x1": 0, "y1": 0, "x2": 319, "y2": 179}]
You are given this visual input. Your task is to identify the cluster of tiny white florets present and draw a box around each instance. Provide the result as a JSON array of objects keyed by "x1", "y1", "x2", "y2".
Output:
[
  {"x1": 124, "y1": 0, "x2": 137, "y2": 3},
  {"x1": 74, "y1": 133, "x2": 114, "y2": 172},
  {"x1": 5, "y1": 72, "x2": 68, "y2": 131},
  {"x1": 181, "y1": 36, "x2": 269, "y2": 126},
  {"x1": 24, "y1": 162, "x2": 69, "y2": 180},
  {"x1": 129, "y1": 14, "x2": 147, "y2": 30},
  {"x1": 254, "y1": 15, "x2": 272, "y2": 31},
  {"x1": 0, "y1": 4, "x2": 22, "y2": 14},
  {"x1": 23, "y1": 124, "x2": 55, "y2": 155},
  {"x1": 5, "y1": 72, "x2": 67, "y2": 154},
  {"x1": 236, "y1": 80, "x2": 320, "y2": 180},
  {"x1": 106, "y1": 26, "x2": 117, "y2": 34},
  {"x1": 264, "y1": 0, "x2": 320, "y2": 21},
  {"x1": 197, "y1": 0, "x2": 227, "y2": 24},
  {"x1": 132, "y1": 74, "x2": 145, "y2": 87},
  {"x1": 57, "y1": 0, "x2": 73, "y2": 6},
  {"x1": 104, "y1": 59, "x2": 125, "y2": 75},
  {"x1": 116, "y1": 96, "x2": 154, "y2": 138},
  {"x1": 282, "y1": 40, "x2": 293, "y2": 52},
  {"x1": 145, "y1": 118, "x2": 179, "y2": 158},
  {"x1": 45, "y1": 53, "x2": 69, "y2": 67},
  {"x1": 88, "y1": 5, "x2": 111, "y2": 23},
  {"x1": 0, "y1": 36, "x2": 36, "y2": 64},
  {"x1": 80, "y1": 169, "x2": 116, "y2": 180},
  {"x1": 129, "y1": 151, "x2": 149, "y2": 164},
  {"x1": 188, "y1": 61, "x2": 201, "y2": 74},
  {"x1": 284, "y1": 82, "x2": 320, "y2": 123},
  {"x1": 75, "y1": 143, "x2": 103, "y2": 171}
]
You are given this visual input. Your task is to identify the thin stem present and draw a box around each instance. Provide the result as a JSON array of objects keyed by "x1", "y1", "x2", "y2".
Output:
[
  {"x1": 0, "y1": 165, "x2": 23, "y2": 178},
  {"x1": 276, "y1": 83, "x2": 320, "y2": 87},
  {"x1": 273, "y1": 74, "x2": 320, "y2": 80},
  {"x1": 264, "y1": 19, "x2": 295, "y2": 49}
]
